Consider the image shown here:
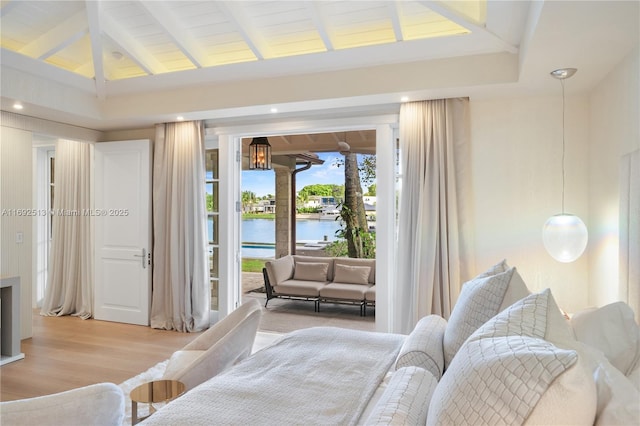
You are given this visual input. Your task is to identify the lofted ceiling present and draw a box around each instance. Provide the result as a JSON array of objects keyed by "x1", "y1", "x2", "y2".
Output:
[
  {"x1": 1, "y1": 0, "x2": 489, "y2": 91},
  {"x1": 0, "y1": 1, "x2": 638, "y2": 132}
]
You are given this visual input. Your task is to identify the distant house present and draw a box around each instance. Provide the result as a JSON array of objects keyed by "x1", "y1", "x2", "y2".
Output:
[{"x1": 303, "y1": 196, "x2": 339, "y2": 209}]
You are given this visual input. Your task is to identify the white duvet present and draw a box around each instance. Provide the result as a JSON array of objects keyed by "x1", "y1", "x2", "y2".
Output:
[{"x1": 141, "y1": 327, "x2": 404, "y2": 426}]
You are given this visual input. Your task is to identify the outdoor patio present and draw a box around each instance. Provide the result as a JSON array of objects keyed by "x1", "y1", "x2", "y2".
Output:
[{"x1": 241, "y1": 272, "x2": 375, "y2": 334}]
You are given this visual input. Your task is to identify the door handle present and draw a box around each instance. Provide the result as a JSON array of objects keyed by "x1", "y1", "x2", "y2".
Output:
[{"x1": 133, "y1": 248, "x2": 147, "y2": 269}]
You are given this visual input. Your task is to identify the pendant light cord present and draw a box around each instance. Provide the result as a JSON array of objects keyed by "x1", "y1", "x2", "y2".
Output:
[{"x1": 561, "y1": 78, "x2": 566, "y2": 214}]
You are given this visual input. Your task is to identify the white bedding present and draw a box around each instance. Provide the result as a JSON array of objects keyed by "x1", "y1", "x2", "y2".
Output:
[{"x1": 141, "y1": 327, "x2": 404, "y2": 425}]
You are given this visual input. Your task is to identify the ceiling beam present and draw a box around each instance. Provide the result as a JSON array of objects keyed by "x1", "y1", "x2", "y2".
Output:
[
  {"x1": 20, "y1": 10, "x2": 88, "y2": 59},
  {"x1": 419, "y1": 0, "x2": 518, "y2": 54},
  {"x1": 85, "y1": 0, "x2": 106, "y2": 100},
  {"x1": 216, "y1": 1, "x2": 270, "y2": 60},
  {"x1": 100, "y1": 11, "x2": 168, "y2": 75},
  {"x1": 138, "y1": 0, "x2": 209, "y2": 68},
  {"x1": 387, "y1": 1, "x2": 404, "y2": 42},
  {"x1": 304, "y1": 0, "x2": 334, "y2": 51}
]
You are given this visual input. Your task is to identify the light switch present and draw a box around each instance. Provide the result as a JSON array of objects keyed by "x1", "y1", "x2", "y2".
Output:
[{"x1": 16, "y1": 232, "x2": 23, "y2": 244}]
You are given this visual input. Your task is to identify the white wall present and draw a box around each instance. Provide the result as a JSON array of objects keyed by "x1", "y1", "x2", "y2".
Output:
[
  {"x1": 470, "y1": 95, "x2": 590, "y2": 313},
  {"x1": 588, "y1": 47, "x2": 640, "y2": 307},
  {"x1": 1, "y1": 126, "x2": 34, "y2": 339}
]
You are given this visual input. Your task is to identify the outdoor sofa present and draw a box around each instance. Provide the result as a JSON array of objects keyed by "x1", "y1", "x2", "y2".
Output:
[{"x1": 262, "y1": 254, "x2": 375, "y2": 315}]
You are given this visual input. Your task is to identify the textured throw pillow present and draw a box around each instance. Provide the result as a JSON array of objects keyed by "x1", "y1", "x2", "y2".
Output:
[
  {"x1": 570, "y1": 301, "x2": 640, "y2": 376},
  {"x1": 333, "y1": 264, "x2": 371, "y2": 285},
  {"x1": 293, "y1": 262, "x2": 329, "y2": 282},
  {"x1": 443, "y1": 261, "x2": 530, "y2": 368},
  {"x1": 365, "y1": 366, "x2": 438, "y2": 426},
  {"x1": 395, "y1": 315, "x2": 447, "y2": 380},
  {"x1": 266, "y1": 255, "x2": 294, "y2": 285},
  {"x1": 428, "y1": 289, "x2": 597, "y2": 426}
]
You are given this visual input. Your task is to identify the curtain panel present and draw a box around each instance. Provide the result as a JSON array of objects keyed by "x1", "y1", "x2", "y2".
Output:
[
  {"x1": 151, "y1": 121, "x2": 209, "y2": 332},
  {"x1": 41, "y1": 139, "x2": 93, "y2": 319},
  {"x1": 620, "y1": 149, "x2": 639, "y2": 318},
  {"x1": 394, "y1": 98, "x2": 475, "y2": 334}
]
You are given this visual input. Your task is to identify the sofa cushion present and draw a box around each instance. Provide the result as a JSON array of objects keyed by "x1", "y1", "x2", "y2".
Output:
[
  {"x1": 293, "y1": 262, "x2": 329, "y2": 282},
  {"x1": 570, "y1": 301, "x2": 640, "y2": 376},
  {"x1": 293, "y1": 255, "x2": 335, "y2": 281},
  {"x1": 319, "y1": 283, "x2": 369, "y2": 300},
  {"x1": 365, "y1": 286, "x2": 376, "y2": 301},
  {"x1": 443, "y1": 260, "x2": 530, "y2": 368},
  {"x1": 333, "y1": 264, "x2": 371, "y2": 285},
  {"x1": 365, "y1": 366, "x2": 438, "y2": 426},
  {"x1": 334, "y1": 257, "x2": 375, "y2": 283},
  {"x1": 265, "y1": 255, "x2": 294, "y2": 286},
  {"x1": 395, "y1": 315, "x2": 447, "y2": 380},
  {"x1": 275, "y1": 280, "x2": 326, "y2": 297},
  {"x1": 428, "y1": 289, "x2": 596, "y2": 426}
]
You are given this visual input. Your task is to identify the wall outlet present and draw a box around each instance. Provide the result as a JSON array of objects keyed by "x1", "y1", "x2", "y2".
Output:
[{"x1": 16, "y1": 231, "x2": 23, "y2": 244}]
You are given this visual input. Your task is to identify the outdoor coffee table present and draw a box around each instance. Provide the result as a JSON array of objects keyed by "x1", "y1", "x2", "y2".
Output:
[{"x1": 130, "y1": 379, "x2": 185, "y2": 424}]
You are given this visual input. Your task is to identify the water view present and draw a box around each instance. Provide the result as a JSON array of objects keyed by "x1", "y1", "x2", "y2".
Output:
[{"x1": 242, "y1": 218, "x2": 342, "y2": 258}]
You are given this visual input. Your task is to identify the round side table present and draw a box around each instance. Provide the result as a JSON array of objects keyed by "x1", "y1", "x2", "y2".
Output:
[{"x1": 130, "y1": 379, "x2": 186, "y2": 424}]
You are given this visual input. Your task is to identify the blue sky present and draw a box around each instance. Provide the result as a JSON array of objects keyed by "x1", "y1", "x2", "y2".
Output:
[{"x1": 242, "y1": 152, "x2": 348, "y2": 197}]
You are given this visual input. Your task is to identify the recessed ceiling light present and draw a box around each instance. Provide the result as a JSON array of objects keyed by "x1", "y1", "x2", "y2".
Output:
[
  {"x1": 111, "y1": 51, "x2": 124, "y2": 60},
  {"x1": 400, "y1": 96, "x2": 409, "y2": 102},
  {"x1": 176, "y1": 116, "x2": 184, "y2": 121},
  {"x1": 13, "y1": 102, "x2": 23, "y2": 110},
  {"x1": 270, "y1": 107, "x2": 278, "y2": 113}
]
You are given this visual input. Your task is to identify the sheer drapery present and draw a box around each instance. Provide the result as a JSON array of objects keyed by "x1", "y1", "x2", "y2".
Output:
[
  {"x1": 41, "y1": 139, "x2": 93, "y2": 319},
  {"x1": 620, "y1": 149, "x2": 639, "y2": 318},
  {"x1": 150, "y1": 121, "x2": 209, "y2": 332},
  {"x1": 394, "y1": 98, "x2": 474, "y2": 333}
]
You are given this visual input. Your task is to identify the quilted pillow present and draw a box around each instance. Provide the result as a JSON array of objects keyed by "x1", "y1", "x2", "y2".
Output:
[
  {"x1": 365, "y1": 366, "x2": 438, "y2": 426},
  {"x1": 395, "y1": 315, "x2": 447, "y2": 380},
  {"x1": 293, "y1": 262, "x2": 329, "y2": 282},
  {"x1": 333, "y1": 264, "x2": 371, "y2": 285},
  {"x1": 443, "y1": 260, "x2": 530, "y2": 368},
  {"x1": 428, "y1": 289, "x2": 597, "y2": 426},
  {"x1": 570, "y1": 301, "x2": 640, "y2": 376}
]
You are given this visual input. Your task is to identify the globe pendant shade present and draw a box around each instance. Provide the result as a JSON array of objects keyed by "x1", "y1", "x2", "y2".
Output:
[{"x1": 542, "y1": 213, "x2": 588, "y2": 262}]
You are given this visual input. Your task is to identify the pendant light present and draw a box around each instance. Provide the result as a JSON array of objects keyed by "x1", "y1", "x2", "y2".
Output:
[
  {"x1": 249, "y1": 137, "x2": 272, "y2": 170},
  {"x1": 542, "y1": 68, "x2": 588, "y2": 263}
]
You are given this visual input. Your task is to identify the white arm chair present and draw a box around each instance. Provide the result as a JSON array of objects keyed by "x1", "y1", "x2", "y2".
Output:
[{"x1": 161, "y1": 298, "x2": 262, "y2": 390}]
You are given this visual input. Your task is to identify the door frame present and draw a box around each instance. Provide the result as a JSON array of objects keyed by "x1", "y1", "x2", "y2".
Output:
[{"x1": 207, "y1": 114, "x2": 398, "y2": 332}]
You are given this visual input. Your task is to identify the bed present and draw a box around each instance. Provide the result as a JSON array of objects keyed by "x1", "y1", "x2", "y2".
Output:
[{"x1": 142, "y1": 260, "x2": 640, "y2": 426}]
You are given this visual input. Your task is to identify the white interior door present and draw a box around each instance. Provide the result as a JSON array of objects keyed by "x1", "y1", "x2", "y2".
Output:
[{"x1": 94, "y1": 140, "x2": 151, "y2": 325}]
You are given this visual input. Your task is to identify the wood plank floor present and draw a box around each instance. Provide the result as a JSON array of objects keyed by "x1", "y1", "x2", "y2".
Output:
[
  {"x1": 1, "y1": 292, "x2": 374, "y2": 402},
  {"x1": 0, "y1": 311, "x2": 196, "y2": 402}
]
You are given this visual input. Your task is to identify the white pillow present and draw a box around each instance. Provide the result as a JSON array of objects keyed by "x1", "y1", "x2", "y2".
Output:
[
  {"x1": 395, "y1": 315, "x2": 447, "y2": 380},
  {"x1": 443, "y1": 260, "x2": 530, "y2": 368},
  {"x1": 365, "y1": 366, "x2": 438, "y2": 426},
  {"x1": 428, "y1": 289, "x2": 597, "y2": 426},
  {"x1": 292, "y1": 262, "x2": 329, "y2": 282},
  {"x1": 332, "y1": 263, "x2": 371, "y2": 285},
  {"x1": 571, "y1": 301, "x2": 640, "y2": 376}
]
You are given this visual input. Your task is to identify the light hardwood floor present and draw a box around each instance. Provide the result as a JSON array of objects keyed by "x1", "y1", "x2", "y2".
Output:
[
  {"x1": 0, "y1": 312, "x2": 196, "y2": 402},
  {"x1": 1, "y1": 292, "x2": 374, "y2": 402}
]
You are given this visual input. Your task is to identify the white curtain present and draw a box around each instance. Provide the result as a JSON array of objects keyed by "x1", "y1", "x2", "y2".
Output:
[
  {"x1": 150, "y1": 121, "x2": 209, "y2": 332},
  {"x1": 620, "y1": 149, "x2": 639, "y2": 319},
  {"x1": 394, "y1": 98, "x2": 474, "y2": 333},
  {"x1": 41, "y1": 139, "x2": 93, "y2": 319}
]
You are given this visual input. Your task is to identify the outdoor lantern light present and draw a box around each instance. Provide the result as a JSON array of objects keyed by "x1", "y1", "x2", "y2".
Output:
[
  {"x1": 249, "y1": 136, "x2": 272, "y2": 170},
  {"x1": 542, "y1": 68, "x2": 588, "y2": 263}
]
